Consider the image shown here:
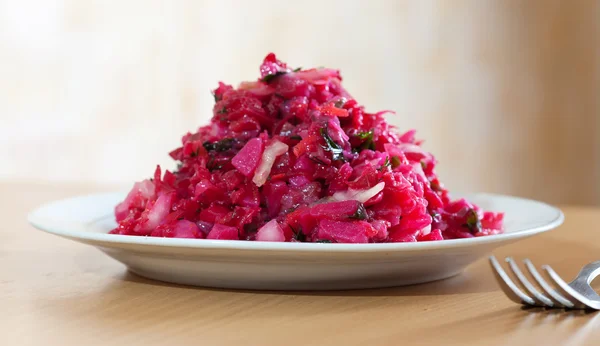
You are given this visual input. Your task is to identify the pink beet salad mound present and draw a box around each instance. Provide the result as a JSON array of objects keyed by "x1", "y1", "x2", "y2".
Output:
[{"x1": 110, "y1": 53, "x2": 503, "y2": 243}]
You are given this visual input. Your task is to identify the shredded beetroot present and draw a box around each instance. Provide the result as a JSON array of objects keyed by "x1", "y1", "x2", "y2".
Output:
[{"x1": 110, "y1": 53, "x2": 503, "y2": 242}]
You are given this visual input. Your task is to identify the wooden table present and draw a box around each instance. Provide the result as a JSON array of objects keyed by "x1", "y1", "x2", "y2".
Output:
[{"x1": 2, "y1": 182, "x2": 599, "y2": 346}]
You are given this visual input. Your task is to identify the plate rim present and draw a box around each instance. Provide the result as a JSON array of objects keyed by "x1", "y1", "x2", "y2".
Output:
[{"x1": 28, "y1": 192, "x2": 564, "y2": 253}]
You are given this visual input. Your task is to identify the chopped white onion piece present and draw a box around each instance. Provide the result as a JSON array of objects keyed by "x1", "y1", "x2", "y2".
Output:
[
  {"x1": 145, "y1": 193, "x2": 172, "y2": 230},
  {"x1": 412, "y1": 162, "x2": 427, "y2": 181},
  {"x1": 332, "y1": 181, "x2": 385, "y2": 203},
  {"x1": 255, "y1": 219, "x2": 285, "y2": 242},
  {"x1": 397, "y1": 143, "x2": 429, "y2": 155},
  {"x1": 137, "y1": 179, "x2": 156, "y2": 199},
  {"x1": 252, "y1": 140, "x2": 289, "y2": 187}
]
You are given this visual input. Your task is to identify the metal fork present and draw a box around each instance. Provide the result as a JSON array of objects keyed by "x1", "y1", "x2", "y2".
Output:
[{"x1": 489, "y1": 256, "x2": 600, "y2": 310}]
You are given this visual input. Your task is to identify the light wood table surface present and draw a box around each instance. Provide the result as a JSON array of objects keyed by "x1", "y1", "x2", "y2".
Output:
[{"x1": 2, "y1": 181, "x2": 599, "y2": 346}]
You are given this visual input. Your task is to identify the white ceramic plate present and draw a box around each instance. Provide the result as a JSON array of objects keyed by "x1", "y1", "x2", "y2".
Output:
[{"x1": 28, "y1": 192, "x2": 563, "y2": 290}]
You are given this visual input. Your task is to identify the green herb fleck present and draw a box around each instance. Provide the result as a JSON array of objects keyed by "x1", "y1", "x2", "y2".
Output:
[
  {"x1": 203, "y1": 138, "x2": 235, "y2": 152},
  {"x1": 206, "y1": 156, "x2": 216, "y2": 170},
  {"x1": 293, "y1": 67, "x2": 302, "y2": 72},
  {"x1": 283, "y1": 206, "x2": 298, "y2": 214},
  {"x1": 308, "y1": 154, "x2": 328, "y2": 165},
  {"x1": 356, "y1": 130, "x2": 373, "y2": 140},
  {"x1": 316, "y1": 239, "x2": 333, "y2": 243},
  {"x1": 217, "y1": 107, "x2": 227, "y2": 114},
  {"x1": 464, "y1": 209, "x2": 481, "y2": 233},
  {"x1": 384, "y1": 156, "x2": 391, "y2": 167},
  {"x1": 212, "y1": 92, "x2": 221, "y2": 102},
  {"x1": 334, "y1": 98, "x2": 347, "y2": 108},
  {"x1": 430, "y1": 180, "x2": 442, "y2": 191},
  {"x1": 420, "y1": 161, "x2": 427, "y2": 170},
  {"x1": 391, "y1": 156, "x2": 401, "y2": 168},
  {"x1": 291, "y1": 226, "x2": 306, "y2": 242},
  {"x1": 354, "y1": 130, "x2": 375, "y2": 152},
  {"x1": 289, "y1": 135, "x2": 302, "y2": 141},
  {"x1": 350, "y1": 203, "x2": 368, "y2": 220},
  {"x1": 320, "y1": 127, "x2": 345, "y2": 161},
  {"x1": 262, "y1": 71, "x2": 287, "y2": 83},
  {"x1": 380, "y1": 157, "x2": 390, "y2": 171}
]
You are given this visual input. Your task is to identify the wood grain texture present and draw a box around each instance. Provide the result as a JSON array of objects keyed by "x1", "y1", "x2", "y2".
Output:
[
  {"x1": 1, "y1": 181, "x2": 600, "y2": 346},
  {"x1": 0, "y1": 0, "x2": 598, "y2": 205}
]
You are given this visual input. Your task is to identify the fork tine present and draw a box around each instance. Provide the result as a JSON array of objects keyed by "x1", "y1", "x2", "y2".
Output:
[
  {"x1": 542, "y1": 265, "x2": 590, "y2": 309},
  {"x1": 489, "y1": 256, "x2": 536, "y2": 306},
  {"x1": 505, "y1": 257, "x2": 554, "y2": 307},
  {"x1": 523, "y1": 259, "x2": 574, "y2": 308}
]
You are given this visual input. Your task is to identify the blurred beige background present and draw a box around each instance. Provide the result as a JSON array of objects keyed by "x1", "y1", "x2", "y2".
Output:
[{"x1": 0, "y1": 0, "x2": 598, "y2": 205}]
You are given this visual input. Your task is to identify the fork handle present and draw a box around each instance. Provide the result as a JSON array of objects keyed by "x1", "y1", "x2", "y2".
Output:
[{"x1": 572, "y1": 261, "x2": 600, "y2": 286}]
